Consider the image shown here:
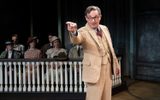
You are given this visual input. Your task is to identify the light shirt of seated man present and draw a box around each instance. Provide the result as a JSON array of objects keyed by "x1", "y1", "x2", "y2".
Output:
[
  {"x1": 68, "y1": 44, "x2": 83, "y2": 59},
  {"x1": 11, "y1": 34, "x2": 25, "y2": 55}
]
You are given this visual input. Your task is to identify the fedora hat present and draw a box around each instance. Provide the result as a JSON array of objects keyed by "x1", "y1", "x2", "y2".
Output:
[{"x1": 5, "y1": 41, "x2": 13, "y2": 45}]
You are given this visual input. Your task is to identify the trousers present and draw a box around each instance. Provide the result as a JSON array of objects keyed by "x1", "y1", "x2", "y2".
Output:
[{"x1": 86, "y1": 62, "x2": 112, "y2": 100}]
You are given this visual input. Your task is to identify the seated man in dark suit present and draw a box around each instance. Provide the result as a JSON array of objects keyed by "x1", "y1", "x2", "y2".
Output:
[{"x1": 0, "y1": 41, "x2": 22, "y2": 59}]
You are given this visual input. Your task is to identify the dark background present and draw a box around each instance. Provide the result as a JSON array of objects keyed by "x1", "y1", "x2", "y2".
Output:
[{"x1": 0, "y1": 0, "x2": 160, "y2": 81}]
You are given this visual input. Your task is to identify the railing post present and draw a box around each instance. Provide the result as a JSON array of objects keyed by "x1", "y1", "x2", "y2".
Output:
[
  {"x1": 0, "y1": 62, "x2": 3, "y2": 92},
  {"x1": 27, "y1": 62, "x2": 31, "y2": 92},
  {"x1": 18, "y1": 62, "x2": 22, "y2": 92},
  {"x1": 50, "y1": 62, "x2": 54, "y2": 92},
  {"x1": 4, "y1": 62, "x2": 8, "y2": 92},
  {"x1": 41, "y1": 62, "x2": 45, "y2": 92},
  {"x1": 69, "y1": 62, "x2": 73, "y2": 92},
  {"x1": 64, "y1": 62, "x2": 68, "y2": 92},
  {"x1": 36, "y1": 62, "x2": 40, "y2": 92},
  {"x1": 22, "y1": 62, "x2": 26, "y2": 92},
  {"x1": 13, "y1": 62, "x2": 17, "y2": 92},
  {"x1": 32, "y1": 62, "x2": 35, "y2": 92},
  {"x1": 8, "y1": 62, "x2": 12, "y2": 92},
  {"x1": 78, "y1": 62, "x2": 82, "y2": 92},
  {"x1": 45, "y1": 62, "x2": 50, "y2": 92},
  {"x1": 74, "y1": 62, "x2": 77, "y2": 92},
  {"x1": 55, "y1": 62, "x2": 59, "y2": 92},
  {"x1": 59, "y1": 62, "x2": 63, "y2": 92}
]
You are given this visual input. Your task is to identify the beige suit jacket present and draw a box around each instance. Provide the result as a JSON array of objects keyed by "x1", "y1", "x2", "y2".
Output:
[{"x1": 69, "y1": 23, "x2": 120, "y2": 83}]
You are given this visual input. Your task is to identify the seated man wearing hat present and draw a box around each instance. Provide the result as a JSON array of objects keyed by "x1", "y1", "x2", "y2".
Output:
[{"x1": 0, "y1": 41, "x2": 22, "y2": 59}]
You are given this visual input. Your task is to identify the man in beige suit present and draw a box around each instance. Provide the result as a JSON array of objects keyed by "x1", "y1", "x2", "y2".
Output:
[{"x1": 66, "y1": 5, "x2": 120, "y2": 100}]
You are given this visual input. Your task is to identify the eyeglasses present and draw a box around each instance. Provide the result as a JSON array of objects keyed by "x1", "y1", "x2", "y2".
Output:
[{"x1": 86, "y1": 16, "x2": 101, "y2": 21}]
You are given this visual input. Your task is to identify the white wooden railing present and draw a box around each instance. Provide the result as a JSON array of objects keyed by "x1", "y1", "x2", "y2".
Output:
[{"x1": 0, "y1": 58, "x2": 122, "y2": 93}]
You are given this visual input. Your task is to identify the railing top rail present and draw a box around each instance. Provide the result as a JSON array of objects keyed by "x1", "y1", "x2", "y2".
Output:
[
  {"x1": 0, "y1": 58, "x2": 83, "y2": 62},
  {"x1": 0, "y1": 57, "x2": 121, "y2": 62}
]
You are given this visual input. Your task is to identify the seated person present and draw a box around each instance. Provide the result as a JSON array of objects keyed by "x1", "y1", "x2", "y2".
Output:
[
  {"x1": 46, "y1": 36, "x2": 67, "y2": 59},
  {"x1": 11, "y1": 33, "x2": 25, "y2": 56},
  {"x1": 41, "y1": 33, "x2": 54, "y2": 58},
  {"x1": 24, "y1": 37, "x2": 42, "y2": 59},
  {"x1": 68, "y1": 44, "x2": 83, "y2": 59},
  {"x1": 0, "y1": 41, "x2": 22, "y2": 59}
]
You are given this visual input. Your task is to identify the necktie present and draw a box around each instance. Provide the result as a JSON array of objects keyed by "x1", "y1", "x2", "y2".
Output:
[{"x1": 96, "y1": 28, "x2": 102, "y2": 37}]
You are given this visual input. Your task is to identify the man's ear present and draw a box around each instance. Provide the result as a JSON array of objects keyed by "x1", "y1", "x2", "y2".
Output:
[
  {"x1": 85, "y1": 16, "x2": 88, "y2": 21},
  {"x1": 99, "y1": 15, "x2": 102, "y2": 20}
]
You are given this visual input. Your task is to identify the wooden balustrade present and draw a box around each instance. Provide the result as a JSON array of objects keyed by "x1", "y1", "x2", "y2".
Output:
[{"x1": 0, "y1": 58, "x2": 122, "y2": 93}]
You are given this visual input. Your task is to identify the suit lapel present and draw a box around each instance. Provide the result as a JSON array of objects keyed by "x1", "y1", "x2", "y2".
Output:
[
  {"x1": 100, "y1": 25, "x2": 114, "y2": 54},
  {"x1": 85, "y1": 24, "x2": 114, "y2": 53},
  {"x1": 85, "y1": 24, "x2": 101, "y2": 48}
]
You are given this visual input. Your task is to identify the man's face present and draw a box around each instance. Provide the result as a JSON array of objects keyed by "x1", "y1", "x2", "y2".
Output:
[
  {"x1": 85, "y1": 10, "x2": 101, "y2": 29},
  {"x1": 12, "y1": 36, "x2": 17, "y2": 42},
  {"x1": 6, "y1": 44, "x2": 12, "y2": 51}
]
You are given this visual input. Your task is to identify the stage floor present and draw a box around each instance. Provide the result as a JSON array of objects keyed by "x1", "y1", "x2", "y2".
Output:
[{"x1": 112, "y1": 80, "x2": 160, "y2": 100}]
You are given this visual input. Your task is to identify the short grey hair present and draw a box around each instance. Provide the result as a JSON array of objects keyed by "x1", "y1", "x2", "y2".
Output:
[{"x1": 85, "y1": 5, "x2": 101, "y2": 16}]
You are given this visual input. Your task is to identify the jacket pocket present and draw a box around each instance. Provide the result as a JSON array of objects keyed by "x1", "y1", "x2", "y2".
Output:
[
  {"x1": 82, "y1": 66, "x2": 100, "y2": 83},
  {"x1": 82, "y1": 59, "x2": 91, "y2": 66}
]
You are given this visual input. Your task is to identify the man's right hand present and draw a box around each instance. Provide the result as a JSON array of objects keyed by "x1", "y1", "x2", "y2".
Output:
[{"x1": 66, "y1": 21, "x2": 77, "y2": 33}]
